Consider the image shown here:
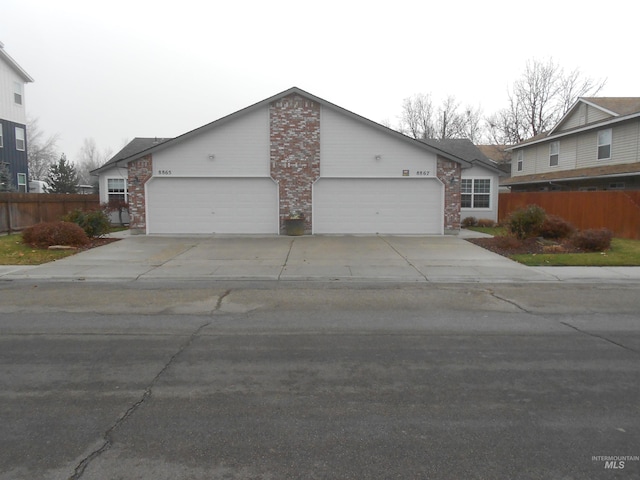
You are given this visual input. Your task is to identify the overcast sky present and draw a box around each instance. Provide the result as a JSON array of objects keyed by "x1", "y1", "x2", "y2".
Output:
[{"x1": 2, "y1": 0, "x2": 638, "y2": 164}]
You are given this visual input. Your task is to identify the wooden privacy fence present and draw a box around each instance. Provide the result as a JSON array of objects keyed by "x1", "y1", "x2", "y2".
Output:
[
  {"x1": 498, "y1": 191, "x2": 640, "y2": 240},
  {"x1": 0, "y1": 193, "x2": 100, "y2": 234}
]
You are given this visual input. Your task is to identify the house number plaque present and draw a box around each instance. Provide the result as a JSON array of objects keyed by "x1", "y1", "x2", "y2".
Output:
[{"x1": 403, "y1": 170, "x2": 430, "y2": 176}]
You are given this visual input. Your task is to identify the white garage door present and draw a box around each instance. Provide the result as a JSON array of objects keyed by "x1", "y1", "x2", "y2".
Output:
[
  {"x1": 146, "y1": 177, "x2": 278, "y2": 234},
  {"x1": 313, "y1": 178, "x2": 443, "y2": 234}
]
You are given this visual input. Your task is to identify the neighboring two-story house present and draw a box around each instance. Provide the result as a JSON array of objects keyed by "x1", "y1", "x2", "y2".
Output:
[
  {"x1": 0, "y1": 41, "x2": 33, "y2": 192},
  {"x1": 503, "y1": 98, "x2": 640, "y2": 192}
]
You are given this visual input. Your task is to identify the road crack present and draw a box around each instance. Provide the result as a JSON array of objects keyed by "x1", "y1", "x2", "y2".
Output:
[
  {"x1": 68, "y1": 320, "x2": 212, "y2": 479},
  {"x1": 486, "y1": 289, "x2": 532, "y2": 313},
  {"x1": 215, "y1": 289, "x2": 232, "y2": 311},
  {"x1": 560, "y1": 321, "x2": 639, "y2": 354}
]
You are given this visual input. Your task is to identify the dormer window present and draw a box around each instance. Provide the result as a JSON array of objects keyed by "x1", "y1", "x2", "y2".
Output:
[{"x1": 14, "y1": 82, "x2": 23, "y2": 106}]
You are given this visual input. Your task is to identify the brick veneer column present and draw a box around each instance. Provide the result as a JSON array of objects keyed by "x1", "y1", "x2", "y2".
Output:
[
  {"x1": 270, "y1": 94, "x2": 321, "y2": 234},
  {"x1": 437, "y1": 156, "x2": 461, "y2": 233},
  {"x1": 127, "y1": 154, "x2": 153, "y2": 233}
]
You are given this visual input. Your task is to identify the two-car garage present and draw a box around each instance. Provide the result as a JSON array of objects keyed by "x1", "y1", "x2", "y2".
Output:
[{"x1": 146, "y1": 176, "x2": 443, "y2": 235}]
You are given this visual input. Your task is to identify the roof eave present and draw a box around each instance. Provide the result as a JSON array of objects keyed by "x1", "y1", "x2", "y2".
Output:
[{"x1": 0, "y1": 43, "x2": 34, "y2": 83}]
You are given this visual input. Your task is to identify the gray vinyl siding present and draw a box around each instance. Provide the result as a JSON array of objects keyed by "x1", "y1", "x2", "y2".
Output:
[
  {"x1": 0, "y1": 57, "x2": 28, "y2": 125},
  {"x1": 514, "y1": 118, "x2": 640, "y2": 175},
  {"x1": 152, "y1": 107, "x2": 270, "y2": 177},
  {"x1": 557, "y1": 104, "x2": 614, "y2": 131},
  {"x1": 575, "y1": 130, "x2": 597, "y2": 167},
  {"x1": 320, "y1": 107, "x2": 438, "y2": 177},
  {"x1": 613, "y1": 120, "x2": 640, "y2": 162}
]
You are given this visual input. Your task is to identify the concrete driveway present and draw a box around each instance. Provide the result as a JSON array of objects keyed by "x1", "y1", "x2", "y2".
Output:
[
  {"x1": 0, "y1": 233, "x2": 541, "y2": 283},
  {"x1": 2, "y1": 232, "x2": 639, "y2": 283}
]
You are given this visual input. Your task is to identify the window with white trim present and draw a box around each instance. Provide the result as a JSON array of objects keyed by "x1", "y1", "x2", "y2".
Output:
[
  {"x1": 549, "y1": 141, "x2": 559, "y2": 167},
  {"x1": 107, "y1": 178, "x2": 127, "y2": 204},
  {"x1": 14, "y1": 82, "x2": 23, "y2": 106},
  {"x1": 17, "y1": 173, "x2": 27, "y2": 193},
  {"x1": 597, "y1": 129, "x2": 612, "y2": 160},
  {"x1": 15, "y1": 127, "x2": 25, "y2": 151},
  {"x1": 516, "y1": 150, "x2": 523, "y2": 172},
  {"x1": 461, "y1": 178, "x2": 491, "y2": 209}
]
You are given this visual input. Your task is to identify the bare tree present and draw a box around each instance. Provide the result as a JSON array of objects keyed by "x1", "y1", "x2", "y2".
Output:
[
  {"x1": 27, "y1": 117, "x2": 60, "y2": 181},
  {"x1": 558, "y1": 67, "x2": 606, "y2": 114},
  {"x1": 435, "y1": 96, "x2": 479, "y2": 140},
  {"x1": 487, "y1": 58, "x2": 606, "y2": 144},
  {"x1": 399, "y1": 93, "x2": 436, "y2": 139},
  {"x1": 399, "y1": 94, "x2": 484, "y2": 141},
  {"x1": 461, "y1": 105, "x2": 484, "y2": 143},
  {"x1": 435, "y1": 96, "x2": 459, "y2": 139},
  {"x1": 75, "y1": 138, "x2": 113, "y2": 186}
]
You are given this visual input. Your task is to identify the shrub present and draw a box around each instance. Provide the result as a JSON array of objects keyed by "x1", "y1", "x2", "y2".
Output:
[
  {"x1": 476, "y1": 218, "x2": 496, "y2": 228},
  {"x1": 506, "y1": 205, "x2": 546, "y2": 240},
  {"x1": 571, "y1": 228, "x2": 613, "y2": 252},
  {"x1": 539, "y1": 215, "x2": 575, "y2": 240},
  {"x1": 22, "y1": 221, "x2": 89, "y2": 248},
  {"x1": 62, "y1": 208, "x2": 111, "y2": 238},
  {"x1": 461, "y1": 216, "x2": 477, "y2": 228}
]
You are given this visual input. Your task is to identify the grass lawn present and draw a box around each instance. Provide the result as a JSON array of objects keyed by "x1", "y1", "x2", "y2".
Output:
[
  {"x1": 512, "y1": 238, "x2": 640, "y2": 266},
  {"x1": 0, "y1": 234, "x2": 78, "y2": 265}
]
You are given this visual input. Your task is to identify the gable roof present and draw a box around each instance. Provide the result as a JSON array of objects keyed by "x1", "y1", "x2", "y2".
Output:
[
  {"x1": 581, "y1": 97, "x2": 640, "y2": 117},
  {"x1": 95, "y1": 87, "x2": 471, "y2": 172},
  {"x1": 0, "y1": 41, "x2": 34, "y2": 83},
  {"x1": 510, "y1": 97, "x2": 640, "y2": 150},
  {"x1": 420, "y1": 138, "x2": 506, "y2": 176}
]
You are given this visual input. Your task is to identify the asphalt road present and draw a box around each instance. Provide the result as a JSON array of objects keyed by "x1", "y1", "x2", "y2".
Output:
[{"x1": 1, "y1": 281, "x2": 639, "y2": 479}]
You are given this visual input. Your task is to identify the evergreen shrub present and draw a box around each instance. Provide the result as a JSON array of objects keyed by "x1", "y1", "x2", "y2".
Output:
[{"x1": 506, "y1": 205, "x2": 546, "y2": 240}]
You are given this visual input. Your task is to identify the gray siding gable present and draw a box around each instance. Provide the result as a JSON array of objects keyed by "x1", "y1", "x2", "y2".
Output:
[{"x1": 555, "y1": 102, "x2": 614, "y2": 132}]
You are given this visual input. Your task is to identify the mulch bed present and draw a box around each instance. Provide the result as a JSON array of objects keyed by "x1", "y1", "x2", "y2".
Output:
[{"x1": 467, "y1": 236, "x2": 582, "y2": 257}]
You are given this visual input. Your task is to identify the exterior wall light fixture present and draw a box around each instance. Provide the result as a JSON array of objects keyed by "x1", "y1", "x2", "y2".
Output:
[
  {"x1": 374, "y1": 154, "x2": 382, "y2": 161},
  {"x1": 208, "y1": 154, "x2": 215, "y2": 160}
]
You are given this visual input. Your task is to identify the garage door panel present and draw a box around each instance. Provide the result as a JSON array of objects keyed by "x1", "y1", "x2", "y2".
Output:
[
  {"x1": 147, "y1": 178, "x2": 278, "y2": 234},
  {"x1": 313, "y1": 178, "x2": 442, "y2": 234}
]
